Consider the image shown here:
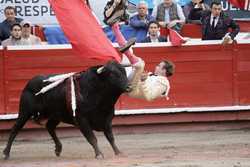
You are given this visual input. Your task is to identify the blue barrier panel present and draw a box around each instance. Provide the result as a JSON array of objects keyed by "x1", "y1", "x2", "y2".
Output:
[{"x1": 44, "y1": 25, "x2": 148, "y2": 44}]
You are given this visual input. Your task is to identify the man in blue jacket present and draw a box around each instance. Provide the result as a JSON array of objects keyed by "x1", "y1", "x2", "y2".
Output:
[
  {"x1": 129, "y1": 1, "x2": 155, "y2": 41},
  {"x1": 0, "y1": 6, "x2": 23, "y2": 44}
]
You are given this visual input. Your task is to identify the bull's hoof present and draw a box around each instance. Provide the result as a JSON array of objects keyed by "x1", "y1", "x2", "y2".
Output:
[
  {"x1": 55, "y1": 144, "x2": 62, "y2": 157},
  {"x1": 114, "y1": 150, "x2": 122, "y2": 155},
  {"x1": 95, "y1": 153, "x2": 104, "y2": 159},
  {"x1": 55, "y1": 150, "x2": 61, "y2": 157},
  {"x1": 3, "y1": 149, "x2": 10, "y2": 160},
  {"x1": 115, "y1": 152, "x2": 127, "y2": 157}
]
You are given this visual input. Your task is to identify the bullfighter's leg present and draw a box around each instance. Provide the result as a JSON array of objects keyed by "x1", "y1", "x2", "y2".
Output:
[
  {"x1": 3, "y1": 111, "x2": 31, "y2": 160},
  {"x1": 78, "y1": 117, "x2": 104, "y2": 159},
  {"x1": 104, "y1": 122, "x2": 121, "y2": 155},
  {"x1": 112, "y1": 23, "x2": 139, "y2": 64},
  {"x1": 46, "y1": 119, "x2": 62, "y2": 157}
]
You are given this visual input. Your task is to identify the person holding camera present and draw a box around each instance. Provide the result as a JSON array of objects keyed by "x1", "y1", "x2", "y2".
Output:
[{"x1": 183, "y1": 0, "x2": 210, "y2": 23}]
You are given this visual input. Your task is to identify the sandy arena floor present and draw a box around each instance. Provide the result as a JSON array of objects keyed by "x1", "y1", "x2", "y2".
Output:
[{"x1": 1, "y1": 129, "x2": 250, "y2": 167}]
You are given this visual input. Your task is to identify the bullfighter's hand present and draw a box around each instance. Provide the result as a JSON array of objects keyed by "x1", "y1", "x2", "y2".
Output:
[{"x1": 141, "y1": 73, "x2": 148, "y2": 81}]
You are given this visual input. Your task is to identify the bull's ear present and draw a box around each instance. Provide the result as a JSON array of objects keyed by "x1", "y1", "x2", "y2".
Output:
[{"x1": 96, "y1": 66, "x2": 106, "y2": 74}]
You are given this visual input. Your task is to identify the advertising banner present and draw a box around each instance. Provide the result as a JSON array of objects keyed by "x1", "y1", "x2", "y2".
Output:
[
  {"x1": 204, "y1": 0, "x2": 250, "y2": 19},
  {"x1": 0, "y1": 0, "x2": 57, "y2": 25},
  {"x1": 0, "y1": 0, "x2": 249, "y2": 25}
]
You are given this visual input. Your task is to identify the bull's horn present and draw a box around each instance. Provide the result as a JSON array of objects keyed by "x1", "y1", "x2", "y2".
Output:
[
  {"x1": 120, "y1": 63, "x2": 132, "y2": 67},
  {"x1": 97, "y1": 66, "x2": 105, "y2": 74}
]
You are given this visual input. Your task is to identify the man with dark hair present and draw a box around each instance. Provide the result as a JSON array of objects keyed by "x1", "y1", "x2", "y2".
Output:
[
  {"x1": 200, "y1": 0, "x2": 240, "y2": 44},
  {"x1": 141, "y1": 21, "x2": 167, "y2": 43},
  {"x1": 2, "y1": 23, "x2": 23, "y2": 47},
  {"x1": 0, "y1": 6, "x2": 23, "y2": 44}
]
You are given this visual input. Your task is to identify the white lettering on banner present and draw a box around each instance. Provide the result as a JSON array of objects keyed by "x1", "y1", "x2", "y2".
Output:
[
  {"x1": 15, "y1": 5, "x2": 55, "y2": 17},
  {"x1": 0, "y1": 0, "x2": 58, "y2": 25},
  {"x1": 221, "y1": 1, "x2": 241, "y2": 11},
  {"x1": 0, "y1": 0, "x2": 39, "y2": 3}
]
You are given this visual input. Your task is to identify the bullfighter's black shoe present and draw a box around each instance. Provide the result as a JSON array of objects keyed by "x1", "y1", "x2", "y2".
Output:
[{"x1": 119, "y1": 37, "x2": 136, "y2": 53}]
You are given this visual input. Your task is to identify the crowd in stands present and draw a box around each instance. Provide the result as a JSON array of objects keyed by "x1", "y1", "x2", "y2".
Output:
[
  {"x1": 0, "y1": 6, "x2": 42, "y2": 46},
  {"x1": 127, "y1": 0, "x2": 239, "y2": 43},
  {"x1": 0, "y1": 0, "x2": 240, "y2": 46}
]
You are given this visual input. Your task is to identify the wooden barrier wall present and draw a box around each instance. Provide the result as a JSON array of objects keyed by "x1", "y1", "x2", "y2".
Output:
[
  {"x1": 0, "y1": 47, "x2": 4, "y2": 114},
  {"x1": 121, "y1": 44, "x2": 234, "y2": 109},
  {"x1": 236, "y1": 43, "x2": 250, "y2": 105},
  {"x1": 0, "y1": 42, "x2": 250, "y2": 115}
]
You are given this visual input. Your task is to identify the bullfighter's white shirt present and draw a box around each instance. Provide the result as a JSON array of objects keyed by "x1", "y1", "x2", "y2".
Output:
[{"x1": 128, "y1": 59, "x2": 170, "y2": 101}]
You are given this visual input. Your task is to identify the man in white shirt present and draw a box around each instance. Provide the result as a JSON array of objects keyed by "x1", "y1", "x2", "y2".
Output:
[
  {"x1": 2, "y1": 23, "x2": 23, "y2": 47},
  {"x1": 20, "y1": 21, "x2": 42, "y2": 45},
  {"x1": 153, "y1": 0, "x2": 185, "y2": 32}
]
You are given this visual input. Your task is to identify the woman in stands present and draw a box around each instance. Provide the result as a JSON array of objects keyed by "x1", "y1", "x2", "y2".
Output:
[{"x1": 103, "y1": 0, "x2": 175, "y2": 101}]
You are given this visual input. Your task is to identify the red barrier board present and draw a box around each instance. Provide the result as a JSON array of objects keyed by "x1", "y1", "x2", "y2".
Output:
[
  {"x1": 0, "y1": 47, "x2": 4, "y2": 114},
  {"x1": 236, "y1": 44, "x2": 250, "y2": 105},
  {"x1": 121, "y1": 44, "x2": 234, "y2": 109},
  {"x1": 1, "y1": 42, "x2": 250, "y2": 115},
  {"x1": 3, "y1": 46, "x2": 105, "y2": 114}
]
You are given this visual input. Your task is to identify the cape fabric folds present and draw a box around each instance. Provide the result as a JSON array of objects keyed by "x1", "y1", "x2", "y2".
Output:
[
  {"x1": 49, "y1": 0, "x2": 121, "y2": 62},
  {"x1": 168, "y1": 28, "x2": 186, "y2": 46}
]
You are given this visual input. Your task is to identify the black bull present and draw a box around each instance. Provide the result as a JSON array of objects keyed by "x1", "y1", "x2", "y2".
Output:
[{"x1": 3, "y1": 61, "x2": 131, "y2": 159}]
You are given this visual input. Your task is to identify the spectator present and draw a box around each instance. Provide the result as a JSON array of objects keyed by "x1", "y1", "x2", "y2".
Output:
[
  {"x1": 141, "y1": 21, "x2": 167, "y2": 42},
  {"x1": 153, "y1": 0, "x2": 185, "y2": 32},
  {"x1": 1, "y1": 23, "x2": 23, "y2": 47},
  {"x1": 129, "y1": 1, "x2": 155, "y2": 42},
  {"x1": 183, "y1": 0, "x2": 209, "y2": 23},
  {"x1": 20, "y1": 21, "x2": 42, "y2": 45},
  {"x1": 0, "y1": 6, "x2": 23, "y2": 43},
  {"x1": 201, "y1": 0, "x2": 240, "y2": 44}
]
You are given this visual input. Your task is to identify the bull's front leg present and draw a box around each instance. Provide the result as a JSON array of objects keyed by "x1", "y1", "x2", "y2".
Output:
[
  {"x1": 104, "y1": 123, "x2": 122, "y2": 155},
  {"x1": 46, "y1": 119, "x2": 62, "y2": 157},
  {"x1": 77, "y1": 117, "x2": 104, "y2": 159}
]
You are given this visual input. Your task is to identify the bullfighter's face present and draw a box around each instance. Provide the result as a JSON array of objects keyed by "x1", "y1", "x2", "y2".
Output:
[{"x1": 154, "y1": 62, "x2": 167, "y2": 76}]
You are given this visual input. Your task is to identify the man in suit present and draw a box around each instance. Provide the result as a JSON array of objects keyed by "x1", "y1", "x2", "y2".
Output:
[
  {"x1": 141, "y1": 21, "x2": 167, "y2": 43},
  {"x1": 200, "y1": 0, "x2": 240, "y2": 44}
]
